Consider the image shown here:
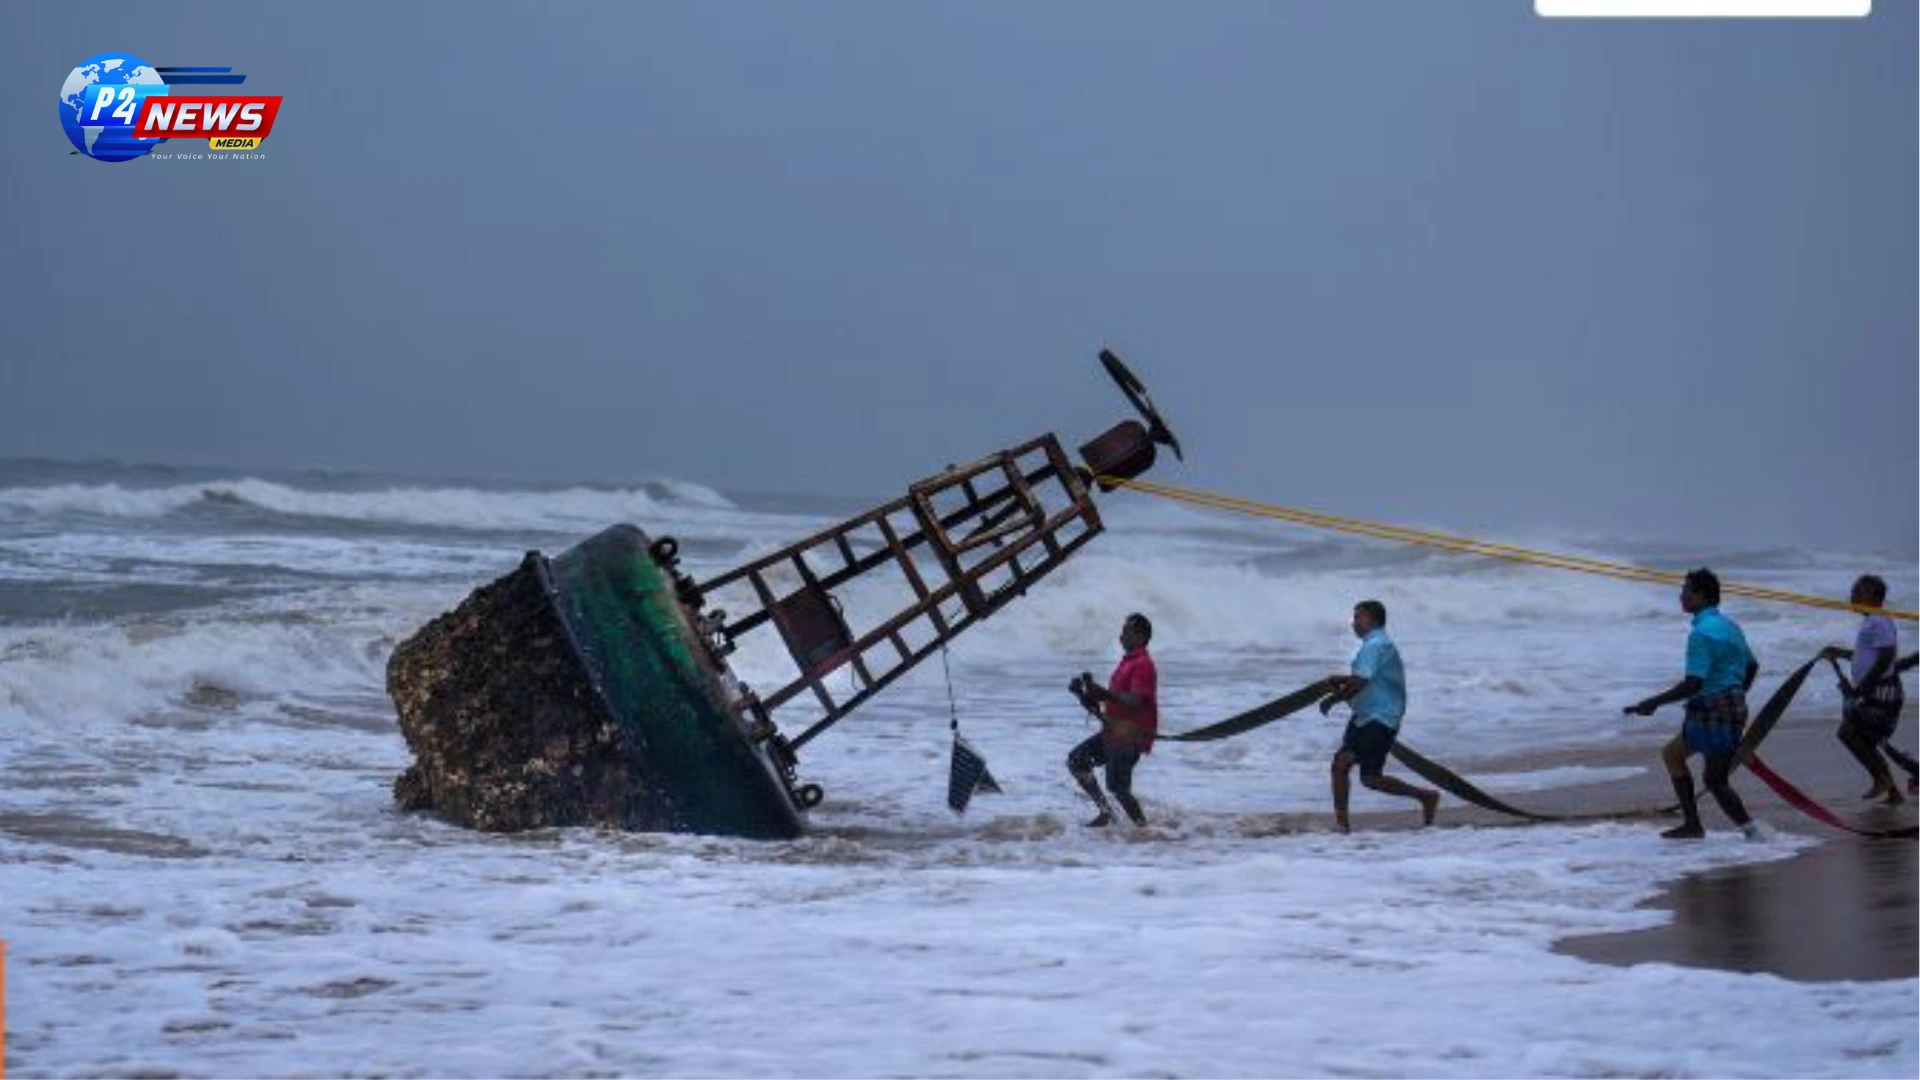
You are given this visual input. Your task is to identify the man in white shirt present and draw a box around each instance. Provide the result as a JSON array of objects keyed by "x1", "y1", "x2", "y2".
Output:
[{"x1": 1824, "y1": 574, "x2": 1910, "y2": 804}]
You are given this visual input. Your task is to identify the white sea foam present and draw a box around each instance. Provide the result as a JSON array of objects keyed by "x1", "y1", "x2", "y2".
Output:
[
  {"x1": 0, "y1": 591, "x2": 417, "y2": 736},
  {"x1": 0, "y1": 476, "x2": 745, "y2": 533},
  {"x1": 0, "y1": 531, "x2": 516, "y2": 584},
  {"x1": 2, "y1": 794, "x2": 1912, "y2": 1077},
  {"x1": 0, "y1": 467, "x2": 1912, "y2": 1076},
  {"x1": 1471, "y1": 763, "x2": 1648, "y2": 792}
]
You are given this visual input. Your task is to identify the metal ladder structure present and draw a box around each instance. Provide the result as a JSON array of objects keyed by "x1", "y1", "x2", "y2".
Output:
[{"x1": 645, "y1": 349, "x2": 1183, "y2": 807}]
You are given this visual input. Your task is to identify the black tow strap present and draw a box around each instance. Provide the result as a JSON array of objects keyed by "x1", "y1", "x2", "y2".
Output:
[
  {"x1": 1163, "y1": 651, "x2": 1917, "y2": 837},
  {"x1": 1388, "y1": 653, "x2": 1824, "y2": 826},
  {"x1": 1397, "y1": 650, "x2": 1917, "y2": 839},
  {"x1": 1385, "y1": 742, "x2": 1570, "y2": 822},
  {"x1": 1159, "y1": 678, "x2": 1339, "y2": 742}
]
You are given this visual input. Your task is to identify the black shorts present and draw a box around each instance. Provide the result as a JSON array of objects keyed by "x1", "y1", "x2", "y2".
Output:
[
  {"x1": 1068, "y1": 733, "x2": 1140, "y2": 796},
  {"x1": 1340, "y1": 720, "x2": 1397, "y2": 778}
]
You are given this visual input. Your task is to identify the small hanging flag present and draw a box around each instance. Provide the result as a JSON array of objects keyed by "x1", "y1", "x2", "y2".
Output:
[{"x1": 947, "y1": 734, "x2": 1004, "y2": 814}]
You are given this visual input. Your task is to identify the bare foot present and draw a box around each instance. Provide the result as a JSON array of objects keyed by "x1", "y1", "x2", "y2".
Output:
[{"x1": 1419, "y1": 792, "x2": 1440, "y2": 827}]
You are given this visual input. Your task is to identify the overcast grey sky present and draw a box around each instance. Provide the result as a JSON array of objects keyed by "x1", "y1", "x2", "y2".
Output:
[{"x1": 2, "y1": 1, "x2": 1913, "y2": 552}]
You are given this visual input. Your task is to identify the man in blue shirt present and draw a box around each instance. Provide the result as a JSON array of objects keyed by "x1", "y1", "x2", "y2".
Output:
[
  {"x1": 1320, "y1": 599, "x2": 1440, "y2": 833},
  {"x1": 1624, "y1": 568, "x2": 1762, "y2": 840}
]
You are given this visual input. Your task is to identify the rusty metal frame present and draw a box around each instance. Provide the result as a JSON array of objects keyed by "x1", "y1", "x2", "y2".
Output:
[{"x1": 691, "y1": 434, "x2": 1101, "y2": 750}]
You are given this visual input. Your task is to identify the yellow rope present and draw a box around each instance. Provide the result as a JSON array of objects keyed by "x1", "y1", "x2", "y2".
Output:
[{"x1": 1102, "y1": 475, "x2": 1919, "y2": 622}]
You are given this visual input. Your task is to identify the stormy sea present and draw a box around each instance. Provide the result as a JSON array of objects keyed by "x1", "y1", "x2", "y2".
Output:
[{"x1": 0, "y1": 457, "x2": 1913, "y2": 1077}]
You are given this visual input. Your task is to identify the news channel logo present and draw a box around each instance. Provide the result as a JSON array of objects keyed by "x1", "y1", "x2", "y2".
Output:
[{"x1": 59, "y1": 51, "x2": 272, "y2": 162}]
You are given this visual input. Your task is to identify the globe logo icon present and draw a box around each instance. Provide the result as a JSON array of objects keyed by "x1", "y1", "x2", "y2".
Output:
[{"x1": 60, "y1": 52, "x2": 170, "y2": 162}]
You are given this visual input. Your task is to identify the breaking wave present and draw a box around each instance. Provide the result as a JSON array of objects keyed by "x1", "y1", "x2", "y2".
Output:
[{"x1": 0, "y1": 476, "x2": 737, "y2": 533}]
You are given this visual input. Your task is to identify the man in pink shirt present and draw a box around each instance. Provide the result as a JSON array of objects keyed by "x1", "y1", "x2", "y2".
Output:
[{"x1": 1067, "y1": 613, "x2": 1158, "y2": 827}]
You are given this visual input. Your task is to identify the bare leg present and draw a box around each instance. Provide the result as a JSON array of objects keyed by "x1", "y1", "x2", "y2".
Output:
[
  {"x1": 1661, "y1": 734, "x2": 1703, "y2": 839},
  {"x1": 1880, "y1": 740, "x2": 1919, "y2": 784},
  {"x1": 1882, "y1": 741, "x2": 1918, "y2": 798},
  {"x1": 1071, "y1": 769, "x2": 1112, "y2": 826},
  {"x1": 1837, "y1": 719, "x2": 1893, "y2": 799},
  {"x1": 1107, "y1": 756, "x2": 1147, "y2": 826},
  {"x1": 1331, "y1": 750, "x2": 1354, "y2": 833},
  {"x1": 1702, "y1": 752, "x2": 1751, "y2": 827},
  {"x1": 1359, "y1": 773, "x2": 1440, "y2": 826},
  {"x1": 1067, "y1": 736, "x2": 1114, "y2": 827}
]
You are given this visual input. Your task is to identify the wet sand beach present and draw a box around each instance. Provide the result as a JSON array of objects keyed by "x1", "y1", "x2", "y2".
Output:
[
  {"x1": 1548, "y1": 707, "x2": 1918, "y2": 982},
  {"x1": 1334, "y1": 705, "x2": 1917, "y2": 982}
]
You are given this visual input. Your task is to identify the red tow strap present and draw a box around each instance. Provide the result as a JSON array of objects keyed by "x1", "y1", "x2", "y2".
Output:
[{"x1": 1745, "y1": 754, "x2": 1919, "y2": 840}]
